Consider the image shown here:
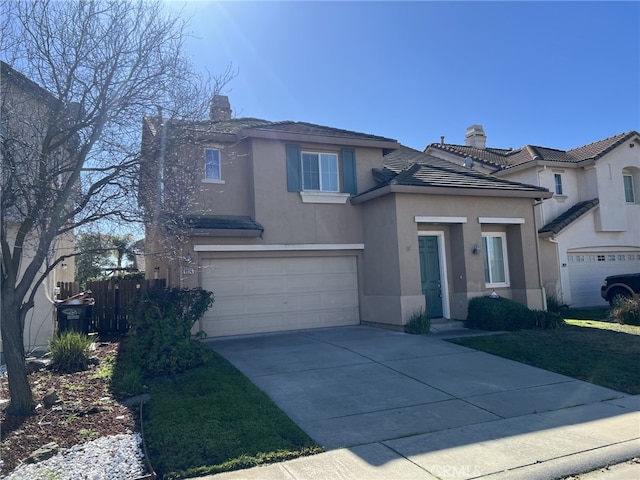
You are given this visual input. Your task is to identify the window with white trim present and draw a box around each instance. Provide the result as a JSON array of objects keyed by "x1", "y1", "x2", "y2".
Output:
[
  {"x1": 623, "y1": 174, "x2": 635, "y2": 203},
  {"x1": 204, "y1": 148, "x2": 221, "y2": 181},
  {"x1": 482, "y1": 233, "x2": 509, "y2": 287},
  {"x1": 302, "y1": 151, "x2": 339, "y2": 192},
  {"x1": 554, "y1": 173, "x2": 563, "y2": 195}
]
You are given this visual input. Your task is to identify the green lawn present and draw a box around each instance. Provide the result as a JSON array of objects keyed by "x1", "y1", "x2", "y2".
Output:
[
  {"x1": 449, "y1": 320, "x2": 640, "y2": 395},
  {"x1": 143, "y1": 350, "x2": 322, "y2": 479}
]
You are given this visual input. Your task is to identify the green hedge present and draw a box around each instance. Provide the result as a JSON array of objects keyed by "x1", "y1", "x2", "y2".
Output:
[{"x1": 466, "y1": 296, "x2": 564, "y2": 331}]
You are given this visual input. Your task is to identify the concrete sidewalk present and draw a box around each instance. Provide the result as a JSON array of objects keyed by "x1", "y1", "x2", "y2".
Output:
[{"x1": 202, "y1": 326, "x2": 640, "y2": 479}]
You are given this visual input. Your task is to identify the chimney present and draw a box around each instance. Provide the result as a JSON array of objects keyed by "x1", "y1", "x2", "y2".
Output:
[
  {"x1": 465, "y1": 124, "x2": 486, "y2": 149},
  {"x1": 440, "y1": 135, "x2": 445, "y2": 145},
  {"x1": 210, "y1": 95, "x2": 232, "y2": 121}
]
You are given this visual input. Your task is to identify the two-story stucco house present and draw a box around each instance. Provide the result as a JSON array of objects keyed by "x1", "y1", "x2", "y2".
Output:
[
  {"x1": 1, "y1": 61, "x2": 75, "y2": 354},
  {"x1": 139, "y1": 96, "x2": 551, "y2": 337},
  {"x1": 426, "y1": 126, "x2": 640, "y2": 307}
]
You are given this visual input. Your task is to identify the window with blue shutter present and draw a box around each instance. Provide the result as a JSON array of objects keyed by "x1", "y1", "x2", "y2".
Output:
[
  {"x1": 287, "y1": 144, "x2": 357, "y2": 195},
  {"x1": 341, "y1": 148, "x2": 357, "y2": 194},
  {"x1": 286, "y1": 144, "x2": 302, "y2": 192}
]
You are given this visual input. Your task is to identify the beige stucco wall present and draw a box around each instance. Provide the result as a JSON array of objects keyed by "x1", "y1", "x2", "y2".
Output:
[
  {"x1": 1, "y1": 226, "x2": 74, "y2": 355},
  {"x1": 360, "y1": 192, "x2": 545, "y2": 326},
  {"x1": 146, "y1": 136, "x2": 391, "y2": 286}
]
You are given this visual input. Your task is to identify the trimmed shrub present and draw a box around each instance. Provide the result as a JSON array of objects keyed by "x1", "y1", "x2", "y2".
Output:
[
  {"x1": 466, "y1": 296, "x2": 534, "y2": 331},
  {"x1": 127, "y1": 287, "x2": 214, "y2": 376},
  {"x1": 49, "y1": 331, "x2": 94, "y2": 373},
  {"x1": 608, "y1": 297, "x2": 640, "y2": 326},
  {"x1": 404, "y1": 307, "x2": 431, "y2": 334}
]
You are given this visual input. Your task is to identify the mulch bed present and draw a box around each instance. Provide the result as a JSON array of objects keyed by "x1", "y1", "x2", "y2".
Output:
[{"x1": 0, "y1": 339, "x2": 137, "y2": 476}]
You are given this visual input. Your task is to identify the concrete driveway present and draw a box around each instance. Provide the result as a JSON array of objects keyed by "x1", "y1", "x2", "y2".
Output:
[{"x1": 205, "y1": 326, "x2": 640, "y2": 480}]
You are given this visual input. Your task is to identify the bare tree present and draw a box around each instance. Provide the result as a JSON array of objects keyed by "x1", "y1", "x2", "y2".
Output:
[{"x1": 0, "y1": 0, "x2": 230, "y2": 414}]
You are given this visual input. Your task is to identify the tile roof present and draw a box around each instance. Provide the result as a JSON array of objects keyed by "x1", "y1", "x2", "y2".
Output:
[
  {"x1": 146, "y1": 117, "x2": 397, "y2": 144},
  {"x1": 248, "y1": 121, "x2": 397, "y2": 143},
  {"x1": 427, "y1": 131, "x2": 640, "y2": 170},
  {"x1": 427, "y1": 143, "x2": 512, "y2": 168},
  {"x1": 184, "y1": 215, "x2": 264, "y2": 232},
  {"x1": 356, "y1": 145, "x2": 550, "y2": 197},
  {"x1": 566, "y1": 132, "x2": 637, "y2": 161},
  {"x1": 384, "y1": 145, "x2": 470, "y2": 173},
  {"x1": 538, "y1": 198, "x2": 599, "y2": 235}
]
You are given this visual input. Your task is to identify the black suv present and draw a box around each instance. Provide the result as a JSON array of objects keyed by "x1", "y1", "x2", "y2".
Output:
[{"x1": 601, "y1": 273, "x2": 640, "y2": 306}]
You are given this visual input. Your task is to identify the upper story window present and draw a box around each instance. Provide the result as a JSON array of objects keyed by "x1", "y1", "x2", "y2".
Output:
[
  {"x1": 623, "y1": 174, "x2": 635, "y2": 203},
  {"x1": 286, "y1": 144, "x2": 357, "y2": 203},
  {"x1": 204, "y1": 148, "x2": 224, "y2": 183},
  {"x1": 482, "y1": 232, "x2": 509, "y2": 287},
  {"x1": 553, "y1": 173, "x2": 563, "y2": 195},
  {"x1": 302, "y1": 152, "x2": 339, "y2": 192}
]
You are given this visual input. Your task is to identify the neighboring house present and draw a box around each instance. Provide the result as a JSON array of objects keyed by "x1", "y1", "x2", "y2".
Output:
[
  {"x1": 426, "y1": 126, "x2": 640, "y2": 307},
  {"x1": 0, "y1": 61, "x2": 75, "y2": 354},
  {"x1": 139, "y1": 96, "x2": 551, "y2": 338}
]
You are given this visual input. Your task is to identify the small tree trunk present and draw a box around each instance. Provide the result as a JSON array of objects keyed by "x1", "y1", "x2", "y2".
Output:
[{"x1": 1, "y1": 291, "x2": 35, "y2": 415}]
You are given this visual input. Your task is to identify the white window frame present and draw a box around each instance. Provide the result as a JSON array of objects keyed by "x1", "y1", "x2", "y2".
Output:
[
  {"x1": 203, "y1": 148, "x2": 224, "y2": 184},
  {"x1": 623, "y1": 174, "x2": 635, "y2": 203},
  {"x1": 301, "y1": 151, "x2": 339, "y2": 193},
  {"x1": 482, "y1": 232, "x2": 510, "y2": 288},
  {"x1": 554, "y1": 173, "x2": 563, "y2": 195}
]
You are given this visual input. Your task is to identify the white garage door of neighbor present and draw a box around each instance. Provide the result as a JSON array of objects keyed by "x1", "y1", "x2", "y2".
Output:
[
  {"x1": 567, "y1": 251, "x2": 640, "y2": 307},
  {"x1": 200, "y1": 256, "x2": 360, "y2": 337}
]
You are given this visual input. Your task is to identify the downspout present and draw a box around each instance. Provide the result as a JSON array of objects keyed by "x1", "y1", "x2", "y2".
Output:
[
  {"x1": 532, "y1": 199, "x2": 547, "y2": 310},
  {"x1": 546, "y1": 236, "x2": 562, "y2": 304}
]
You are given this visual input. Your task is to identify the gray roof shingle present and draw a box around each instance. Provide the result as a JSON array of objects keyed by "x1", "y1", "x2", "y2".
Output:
[
  {"x1": 538, "y1": 198, "x2": 599, "y2": 235},
  {"x1": 356, "y1": 145, "x2": 550, "y2": 198},
  {"x1": 427, "y1": 131, "x2": 640, "y2": 170}
]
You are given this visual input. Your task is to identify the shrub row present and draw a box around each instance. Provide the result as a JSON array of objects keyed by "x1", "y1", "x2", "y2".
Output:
[
  {"x1": 112, "y1": 287, "x2": 214, "y2": 396},
  {"x1": 465, "y1": 296, "x2": 565, "y2": 331}
]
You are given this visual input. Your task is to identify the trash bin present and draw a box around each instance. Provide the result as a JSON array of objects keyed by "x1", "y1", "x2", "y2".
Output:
[
  {"x1": 57, "y1": 304, "x2": 92, "y2": 334},
  {"x1": 56, "y1": 290, "x2": 94, "y2": 334}
]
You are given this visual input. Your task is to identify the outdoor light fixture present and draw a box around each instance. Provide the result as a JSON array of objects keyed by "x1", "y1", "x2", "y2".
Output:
[{"x1": 471, "y1": 244, "x2": 480, "y2": 255}]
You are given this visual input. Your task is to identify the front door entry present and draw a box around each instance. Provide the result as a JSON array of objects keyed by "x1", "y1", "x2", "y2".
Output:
[{"x1": 418, "y1": 236, "x2": 443, "y2": 318}]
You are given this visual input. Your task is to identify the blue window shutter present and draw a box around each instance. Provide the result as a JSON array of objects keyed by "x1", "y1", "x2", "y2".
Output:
[
  {"x1": 286, "y1": 144, "x2": 302, "y2": 192},
  {"x1": 342, "y1": 148, "x2": 357, "y2": 194}
]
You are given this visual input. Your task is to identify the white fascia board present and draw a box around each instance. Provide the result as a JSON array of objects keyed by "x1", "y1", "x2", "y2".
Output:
[
  {"x1": 194, "y1": 243, "x2": 365, "y2": 252},
  {"x1": 414, "y1": 216, "x2": 468, "y2": 224},
  {"x1": 478, "y1": 217, "x2": 525, "y2": 224}
]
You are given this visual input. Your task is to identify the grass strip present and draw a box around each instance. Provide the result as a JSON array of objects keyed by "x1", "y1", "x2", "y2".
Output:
[
  {"x1": 143, "y1": 350, "x2": 322, "y2": 479},
  {"x1": 449, "y1": 320, "x2": 640, "y2": 395}
]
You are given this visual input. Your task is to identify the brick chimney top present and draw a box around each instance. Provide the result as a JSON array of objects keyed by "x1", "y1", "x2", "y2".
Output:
[
  {"x1": 465, "y1": 124, "x2": 486, "y2": 149},
  {"x1": 210, "y1": 95, "x2": 232, "y2": 121}
]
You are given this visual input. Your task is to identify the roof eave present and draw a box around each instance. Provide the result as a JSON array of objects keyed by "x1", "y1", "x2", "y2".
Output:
[
  {"x1": 351, "y1": 184, "x2": 552, "y2": 204},
  {"x1": 241, "y1": 128, "x2": 400, "y2": 150}
]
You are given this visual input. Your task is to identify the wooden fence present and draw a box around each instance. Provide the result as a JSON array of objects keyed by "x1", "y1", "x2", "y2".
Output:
[{"x1": 57, "y1": 278, "x2": 166, "y2": 335}]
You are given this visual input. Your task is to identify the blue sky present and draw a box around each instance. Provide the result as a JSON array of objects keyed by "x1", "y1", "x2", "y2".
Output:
[{"x1": 171, "y1": 1, "x2": 639, "y2": 151}]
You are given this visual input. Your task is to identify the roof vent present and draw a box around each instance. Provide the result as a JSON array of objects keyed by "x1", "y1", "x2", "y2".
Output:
[
  {"x1": 464, "y1": 156, "x2": 474, "y2": 168},
  {"x1": 465, "y1": 124, "x2": 486, "y2": 149},
  {"x1": 210, "y1": 95, "x2": 232, "y2": 122}
]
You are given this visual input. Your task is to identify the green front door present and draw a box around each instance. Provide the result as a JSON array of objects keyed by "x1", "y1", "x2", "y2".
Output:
[{"x1": 418, "y1": 236, "x2": 443, "y2": 318}]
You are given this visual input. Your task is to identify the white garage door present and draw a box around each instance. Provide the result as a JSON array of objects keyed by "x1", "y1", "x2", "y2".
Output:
[
  {"x1": 567, "y1": 251, "x2": 640, "y2": 307},
  {"x1": 200, "y1": 256, "x2": 360, "y2": 337}
]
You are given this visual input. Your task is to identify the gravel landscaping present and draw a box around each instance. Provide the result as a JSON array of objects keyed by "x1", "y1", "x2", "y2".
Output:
[{"x1": 0, "y1": 339, "x2": 143, "y2": 478}]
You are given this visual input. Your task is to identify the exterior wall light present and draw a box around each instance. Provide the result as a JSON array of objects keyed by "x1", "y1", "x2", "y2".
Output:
[{"x1": 472, "y1": 243, "x2": 480, "y2": 255}]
